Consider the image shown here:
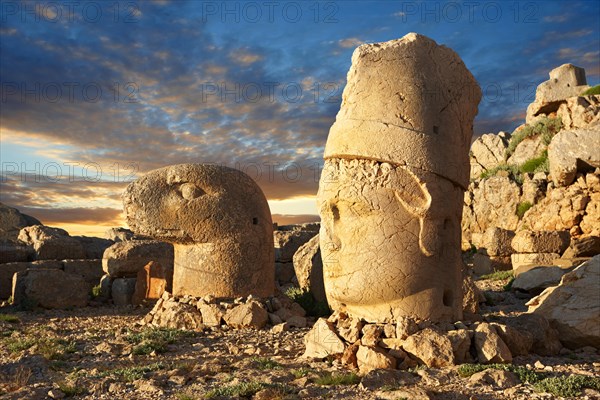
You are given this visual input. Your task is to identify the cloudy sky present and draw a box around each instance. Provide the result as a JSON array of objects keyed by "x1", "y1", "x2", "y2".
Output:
[{"x1": 1, "y1": 0, "x2": 598, "y2": 236}]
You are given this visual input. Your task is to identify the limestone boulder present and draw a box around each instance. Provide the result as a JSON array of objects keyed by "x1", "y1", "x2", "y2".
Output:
[
  {"x1": 511, "y1": 253, "x2": 560, "y2": 271},
  {"x1": 469, "y1": 132, "x2": 510, "y2": 178},
  {"x1": 474, "y1": 323, "x2": 512, "y2": 364},
  {"x1": 463, "y1": 176, "x2": 521, "y2": 240},
  {"x1": 580, "y1": 191, "x2": 600, "y2": 237},
  {"x1": 526, "y1": 64, "x2": 589, "y2": 123},
  {"x1": 12, "y1": 269, "x2": 89, "y2": 309},
  {"x1": 274, "y1": 226, "x2": 317, "y2": 262},
  {"x1": 511, "y1": 230, "x2": 570, "y2": 254},
  {"x1": 480, "y1": 227, "x2": 515, "y2": 256},
  {"x1": 356, "y1": 345, "x2": 396, "y2": 374},
  {"x1": 62, "y1": 259, "x2": 103, "y2": 288},
  {"x1": 557, "y1": 95, "x2": 600, "y2": 130},
  {"x1": 359, "y1": 369, "x2": 417, "y2": 390},
  {"x1": 123, "y1": 164, "x2": 274, "y2": 298},
  {"x1": 527, "y1": 256, "x2": 600, "y2": 348},
  {"x1": 104, "y1": 227, "x2": 137, "y2": 242},
  {"x1": 223, "y1": 302, "x2": 268, "y2": 329},
  {"x1": 469, "y1": 369, "x2": 519, "y2": 390},
  {"x1": 18, "y1": 226, "x2": 85, "y2": 260},
  {"x1": 402, "y1": 328, "x2": 455, "y2": 368},
  {"x1": 548, "y1": 127, "x2": 600, "y2": 187},
  {"x1": 303, "y1": 318, "x2": 346, "y2": 359},
  {"x1": 520, "y1": 175, "x2": 546, "y2": 205},
  {"x1": 74, "y1": 236, "x2": 113, "y2": 259},
  {"x1": 102, "y1": 240, "x2": 173, "y2": 280},
  {"x1": 111, "y1": 278, "x2": 137, "y2": 306},
  {"x1": 293, "y1": 234, "x2": 326, "y2": 303},
  {"x1": 1, "y1": 262, "x2": 28, "y2": 298},
  {"x1": 512, "y1": 266, "x2": 568, "y2": 293},
  {"x1": 472, "y1": 253, "x2": 511, "y2": 275},
  {"x1": 0, "y1": 203, "x2": 41, "y2": 241},
  {"x1": 505, "y1": 314, "x2": 562, "y2": 356},
  {"x1": 146, "y1": 297, "x2": 204, "y2": 331},
  {"x1": 0, "y1": 241, "x2": 34, "y2": 264},
  {"x1": 198, "y1": 303, "x2": 224, "y2": 327},
  {"x1": 447, "y1": 329, "x2": 473, "y2": 364},
  {"x1": 562, "y1": 235, "x2": 600, "y2": 258},
  {"x1": 507, "y1": 134, "x2": 545, "y2": 166},
  {"x1": 519, "y1": 183, "x2": 590, "y2": 233},
  {"x1": 491, "y1": 323, "x2": 533, "y2": 357}
]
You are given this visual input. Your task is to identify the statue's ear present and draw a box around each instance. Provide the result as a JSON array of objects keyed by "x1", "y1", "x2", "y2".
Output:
[
  {"x1": 392, "y1": 167, "x2": 437, "y2": 256},
  {"x1": 392, "y1": 167, "x2": 431, "y2": 218}
]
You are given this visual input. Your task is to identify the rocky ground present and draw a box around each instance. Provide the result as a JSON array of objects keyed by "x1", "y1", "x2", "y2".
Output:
[{"x1": 0, "y1": 277, "x2": 598, "y2": 400}]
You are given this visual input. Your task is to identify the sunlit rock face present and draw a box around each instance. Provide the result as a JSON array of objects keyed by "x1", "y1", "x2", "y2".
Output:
[
  {"x1": 318, "y1": 33, "x2": 481, "y2": 323},
  {"x1": 123, "y1": 164, "x2": 274, "y2": 298}
]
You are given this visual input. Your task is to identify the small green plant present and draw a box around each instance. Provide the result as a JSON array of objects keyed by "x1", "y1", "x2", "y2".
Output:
[
  {"x1": 479, "y1": 270, "x2": 513, "y2": 281},
  {"x1": 458, "y1": 363, "x2": 541, "y2": 384},
  {"x1": 252, "y1": 357, "x2": 282, "y2": 370},
  {"x1": 315, "y1": 372, "x2": 360, "y2": 386},
  {"x1": 204, "y1": 382, "x2": 292, "y2": 399},
  {"x1": 503, "y1": 277, "x2": 515, "y2": 291},
  {"x1": 0, "y1": 314, "x2": 20, "y2": 323},
  {"x1": 284, "y1": 287, "x2": 330, "y2": 317},
  {"x1": 97, "y1": 362, "x2": 167, "y2": 382},
  {"x1": 407, "y1": 364, "x2": 427, "y2": 373},
  {"x1": 91, "y1": 284, "x2": 102, "y2": 298},
  {"x1": 38, "y1": 338, "x2": 77, "y2": 360},
  {"x1": 582, "y1": 84, "x2": 600, "y2": 96},
  {"x1": 469, "y1": 243, "x2": 477, "y2": 255},
  {"x1": 516, "y1": 201, "x2": 533, "y2": 219},
  {"x1": 291, "y1": 367, "x2": 311, "y2": 378},
  {"x1": 4, "y1": 335, "x2": 76, "y2": 360},
  {"x1": 5, "y1": 337, "x2": 37, "y2": 353},
  {"x1": 1, "y1": 365, "x2": 32, "y2": 393},
  {"x1": 125, "y1": 327, "x2": 191, "y2": 355},
  {"x1": 519, "y1": 150, "x2": 549, "y2": 174},
  {"x1": 479, "y1": 163, "x2": 524, "y2": 185},
  {"x1": 506, "y1": 116, "x2": 562, "y2": 158},
  {"x1": 534, "y1": 374, "x2": 600, "y2": 397},
  {"x1": 57, "y1": 382, "x2": 87, "y2": 397}
]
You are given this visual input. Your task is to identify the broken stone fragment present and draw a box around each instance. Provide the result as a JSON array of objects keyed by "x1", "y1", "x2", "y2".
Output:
[{"x1": 303, "y1": 318, "x2": 346, "y2": 359}]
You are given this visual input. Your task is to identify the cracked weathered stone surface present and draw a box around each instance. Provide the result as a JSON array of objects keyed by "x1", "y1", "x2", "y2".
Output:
[
  {"x1": 123, "y1": 164, "x2": 274, "y2": 298},
  {"x1": 318, "y1": 33, "x2": 481, "y2": 323},
  {"x1": 526, "y1": 64, "x2": 589, "y2": 123}
]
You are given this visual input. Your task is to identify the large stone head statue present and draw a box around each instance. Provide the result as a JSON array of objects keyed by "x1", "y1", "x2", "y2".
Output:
[
  {"x1": 123, "y1": 164, "x2": 274, "y2": 298},
  {"x1": 318, "y1": 33, "x2": 481, "y2": 323}
]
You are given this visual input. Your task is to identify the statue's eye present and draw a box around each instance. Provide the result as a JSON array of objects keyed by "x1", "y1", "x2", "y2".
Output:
[{"x1": 180, "y1": 183, "x2": 205, "y2": 200}]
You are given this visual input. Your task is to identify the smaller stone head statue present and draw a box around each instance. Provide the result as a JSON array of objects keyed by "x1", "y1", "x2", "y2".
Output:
[
  {"x1": 123, "y1": 164, "x2": 274, "y2": 298},
  {"x1": 318, "y1": 33, "x2": 481, "y2": 323}
]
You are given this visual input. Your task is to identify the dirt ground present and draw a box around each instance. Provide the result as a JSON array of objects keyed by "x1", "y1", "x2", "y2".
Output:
[{"x1": 0, "y1": 277, "x2": 598, "y2": 400}]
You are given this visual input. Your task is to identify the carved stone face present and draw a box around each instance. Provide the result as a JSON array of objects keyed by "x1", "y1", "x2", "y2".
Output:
[
  {"x1": 318, "y1": 158, "x2": 463, "y2": 323},
  {"x1": 123, "y1": 164, "x2": 274, "y2": 298},
  {"x1": 123, "y1": 164, "x2": 269, "y2": 244}
]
